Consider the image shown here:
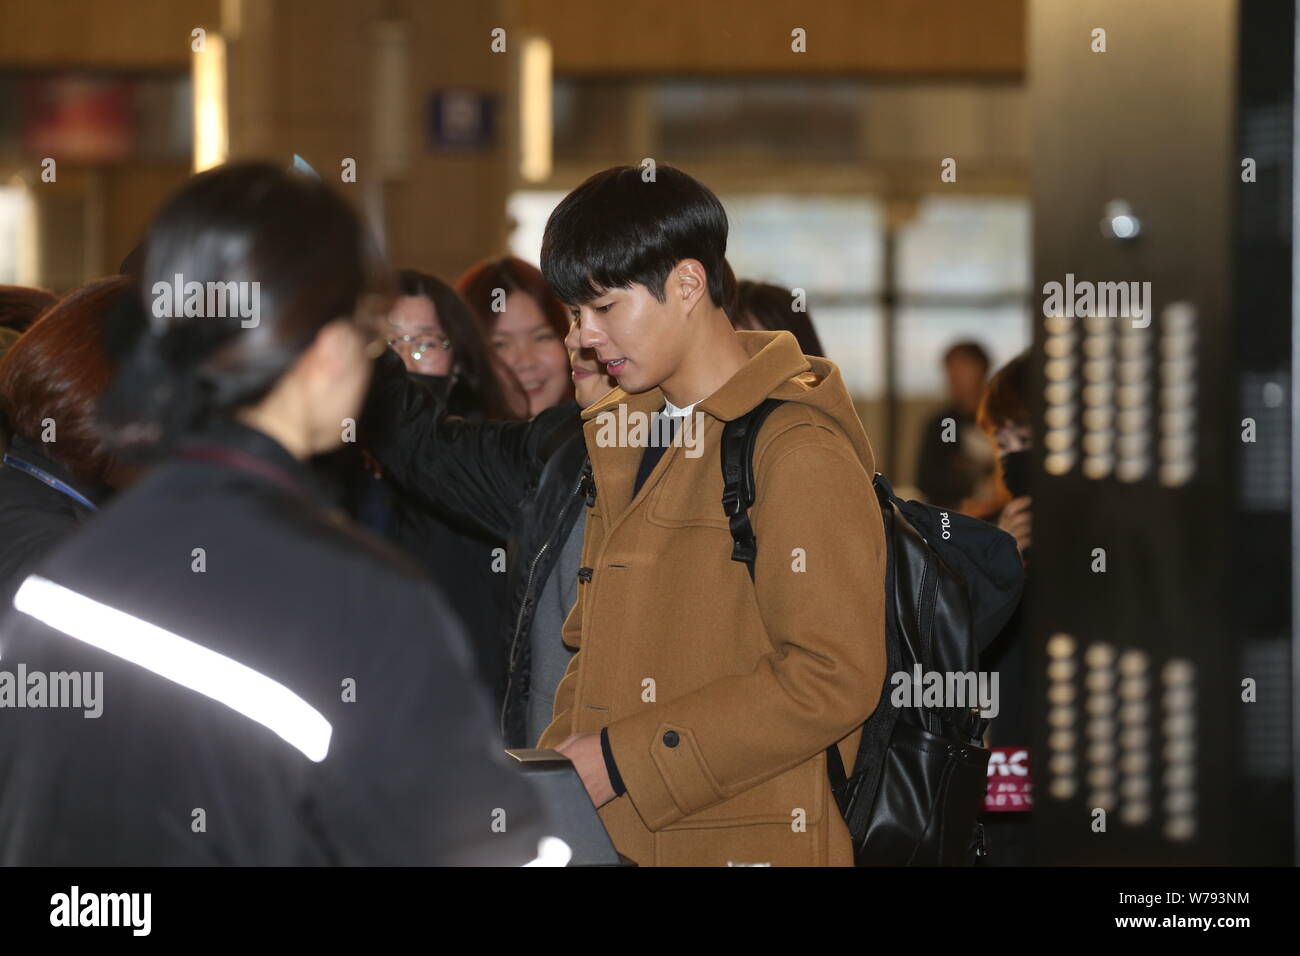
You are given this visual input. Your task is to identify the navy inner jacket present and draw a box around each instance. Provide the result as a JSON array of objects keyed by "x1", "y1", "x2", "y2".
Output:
[{"x1": 0, "y1": 433, "x2": 105, "y2": 608}]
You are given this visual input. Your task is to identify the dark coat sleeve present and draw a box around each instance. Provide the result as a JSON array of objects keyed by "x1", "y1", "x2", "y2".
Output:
[
  {"x1": 360, "y1": 349, "x2": 578, "y2": 543},
  {"x1": 309, "y1": 578, "x2": 551, "y2": 865}
]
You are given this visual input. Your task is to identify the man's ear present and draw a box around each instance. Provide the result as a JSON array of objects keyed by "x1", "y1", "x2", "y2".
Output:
[{"x1": 670, "y1": 259, "x2": 710, "y2": 314}]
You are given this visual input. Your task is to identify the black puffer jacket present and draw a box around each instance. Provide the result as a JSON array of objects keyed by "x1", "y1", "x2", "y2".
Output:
[
  {"x1": 362, "y1": 349, "x2": 588, "y2": 747},
  {"x1": 317, "y1": 376, "x2": 512, "y2": 703}
]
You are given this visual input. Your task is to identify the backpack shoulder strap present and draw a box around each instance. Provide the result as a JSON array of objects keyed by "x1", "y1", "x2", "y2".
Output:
[
  {"x1": 720, "y1": 397, "x2": 786, "y2": 580},
  {"x1": 837, "y1": 474, "x2": 906, "y2": 825},
  {"x1": 723, "y1": 408, "x2": 904, "y2": 822}
]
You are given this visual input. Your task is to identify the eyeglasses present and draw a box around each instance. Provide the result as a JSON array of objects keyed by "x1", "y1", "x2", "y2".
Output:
[{"x1": 386, "y1": 334, "x2": 451, "y2": 361}]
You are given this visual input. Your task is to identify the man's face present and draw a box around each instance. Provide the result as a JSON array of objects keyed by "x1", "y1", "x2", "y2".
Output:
[{"x1": 563, "y1": 282, "x2": 683, "y2": 395}]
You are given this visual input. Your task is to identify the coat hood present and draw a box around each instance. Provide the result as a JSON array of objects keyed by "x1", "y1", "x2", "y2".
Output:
[{"x1": 581, "y1": 328, "x2": 875, "y2": 476}]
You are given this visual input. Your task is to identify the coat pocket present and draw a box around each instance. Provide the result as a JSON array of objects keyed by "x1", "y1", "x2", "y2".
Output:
[
  {"x1": 659, "y1": 752, "x2": 827, "y2": 830},
  {"x1": 652, "y1": 756, "x2": 833, "y2": 866},
  {"x1": 644, "y1": 450, "x2": 731, "y2": 531}
]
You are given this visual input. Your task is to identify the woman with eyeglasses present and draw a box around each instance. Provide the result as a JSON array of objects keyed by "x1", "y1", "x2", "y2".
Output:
[
  {"x1": 359, "y1": 322, "x2": 617, "y2": 750},
  {"x1": 0, "y1": 163, "x2": 546, "y2": 866},
  {"x1": 385, "y1": 269, "x2": 525, "y2": 420},
  {"x1": 326, "y1": 270, "x2": 527, "y2": 705}
]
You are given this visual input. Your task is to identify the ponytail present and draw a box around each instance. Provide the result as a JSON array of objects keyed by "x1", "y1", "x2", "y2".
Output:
[
  {"x1": 97, "y1": 292, "x2": 218, "y2": 459},
  {"x1": 96, "y1": 162, "x2": 388, "y2": 458}
]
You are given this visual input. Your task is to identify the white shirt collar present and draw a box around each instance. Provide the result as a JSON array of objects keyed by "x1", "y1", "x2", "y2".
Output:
[{"x1": 662, "y1": 396, "x2": 697, "y2": 418}]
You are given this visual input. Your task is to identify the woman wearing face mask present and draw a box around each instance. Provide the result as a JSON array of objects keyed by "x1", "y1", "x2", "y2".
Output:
[
  {"x1": 980, "y1": 353, "x2": 1033, "y2": 562},
  {"x1": 361, "y1": 324, "x2": 615, "y2": 748},
  {"x1": 387, "y1": 269, "x2": 524, "y2": 420},
  {"x1": 456, "y1": 257, "x2": 574, "y2": 418},
  {"x1": 0, "y1": 163, "x2": 545, "y2": 865},
  {"x1": 330, "y1": 269, "x2": 526, "y2": 702},
  {"x1": 975, "y1": 350, "x2": 1033, "y2": 866}
]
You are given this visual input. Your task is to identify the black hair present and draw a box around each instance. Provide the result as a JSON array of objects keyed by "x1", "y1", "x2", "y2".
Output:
[
  {"x1": 395, "y1": 269, "x2": 522, "y2": 421},
  {"x1": 99, "y1": 161, "x2": 389, "y2": 456},
  {"x1": 719, "y1": 259, "x2": 739, "y2": 319},
  {"x1": 977, "y1": 350, "x2": 1031, "y2": 436},
  {"x1": 541, "y1": 165, "x2": 729, "y2": 308},
  {"x1": 733, "y1": 279, "x2": 825, "y2": 358},
  {"x1": 944, "y1": 339, "x2": 991, "y2": 372}
]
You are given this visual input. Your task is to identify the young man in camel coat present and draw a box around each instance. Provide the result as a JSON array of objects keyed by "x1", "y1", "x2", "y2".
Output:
[{"x1": 538, "y1": 165, "x2": 887, "y2": 866}]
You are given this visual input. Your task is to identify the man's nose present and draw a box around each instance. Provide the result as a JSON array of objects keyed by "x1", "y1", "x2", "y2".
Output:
[{"x1": 577, "y1": 317, "x2": 605, "y2": 351}]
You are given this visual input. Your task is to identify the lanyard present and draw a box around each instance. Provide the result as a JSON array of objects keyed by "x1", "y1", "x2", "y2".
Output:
[
  {"x1": 174, "y1": 444, "x2": 309, "y2": 498},
  {"x1": 2, "y1": 453, "x2": 99, "y2": 512}
]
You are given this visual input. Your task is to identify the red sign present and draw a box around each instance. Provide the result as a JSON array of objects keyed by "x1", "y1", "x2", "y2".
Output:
[
  {"x1": 984, "y1": 746, "x2": 1032, "y2": 812},
  {"x1": 23, "y1": 76, "x2": 136, "y2": 162}
]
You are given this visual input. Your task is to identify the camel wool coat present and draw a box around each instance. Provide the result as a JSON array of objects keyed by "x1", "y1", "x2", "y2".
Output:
[{"x1": 538, "y1": 329, "x2": 887, "y2": 866}]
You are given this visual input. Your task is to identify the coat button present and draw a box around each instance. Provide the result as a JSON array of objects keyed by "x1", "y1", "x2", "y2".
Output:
[{"x1": 663, "y1": 731, "x2": 680, "y2": 748}]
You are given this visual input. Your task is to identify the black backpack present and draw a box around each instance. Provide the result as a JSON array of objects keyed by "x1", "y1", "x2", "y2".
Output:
[{"x1": 721, "y1": 398, "x2": 1025, "y2": 866}]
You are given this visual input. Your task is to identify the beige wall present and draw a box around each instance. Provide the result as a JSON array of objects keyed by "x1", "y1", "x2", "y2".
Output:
[
  {"x1": 0, "y1": 0, "x2": 219, "y2": 283},
  {"x1": 223, "y1": 0, "x2": 512, "y2": 284},
  {"x1": 515, "y1": 0, "x2": 1025, "y2": 77},
  {"x1": 0, "y1": 0, "x2": 220, "y2": 68},
  {"x1": 386, "y1": 0, "x2": 511, "y2": 282},
  {"x1": 2, "y1": 0, "x2": 1027, "y2": 318}
]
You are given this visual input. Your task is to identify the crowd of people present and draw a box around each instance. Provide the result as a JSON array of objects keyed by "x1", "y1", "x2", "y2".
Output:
[{"x1": 0, "y1": 160, "x2": 1033, "y2": 866}]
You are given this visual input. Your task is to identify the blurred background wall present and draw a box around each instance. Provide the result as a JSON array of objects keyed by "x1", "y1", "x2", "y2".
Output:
[{"x1": 0, "y1": 0, "x2": 1032, "y2": 488}]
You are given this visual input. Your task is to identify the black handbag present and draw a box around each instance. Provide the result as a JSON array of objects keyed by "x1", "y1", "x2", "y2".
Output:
[{"x1": 721, "y1": 399, "x2": 1023, "y2": 866}]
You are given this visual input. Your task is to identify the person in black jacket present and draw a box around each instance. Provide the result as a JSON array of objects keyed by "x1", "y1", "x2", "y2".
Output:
[
  {"x1": 0, "y1": 277, "x2": 133, "y2": 605},
  {"x1": 323, "y1": 270, "x2": 525, "y2": 702},
  {"x1": 975, "y1": 351, "x2": 1033, "y2": 866},
  {"x1": 362, "y1": 331, "x2": 614, "y2": 749},
  {"x1": 915, "y1": 340, "x2": 996, "y2": 510},
  {"x1": 0, "y1": 163, "x2": 547, "y2": 866}
]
